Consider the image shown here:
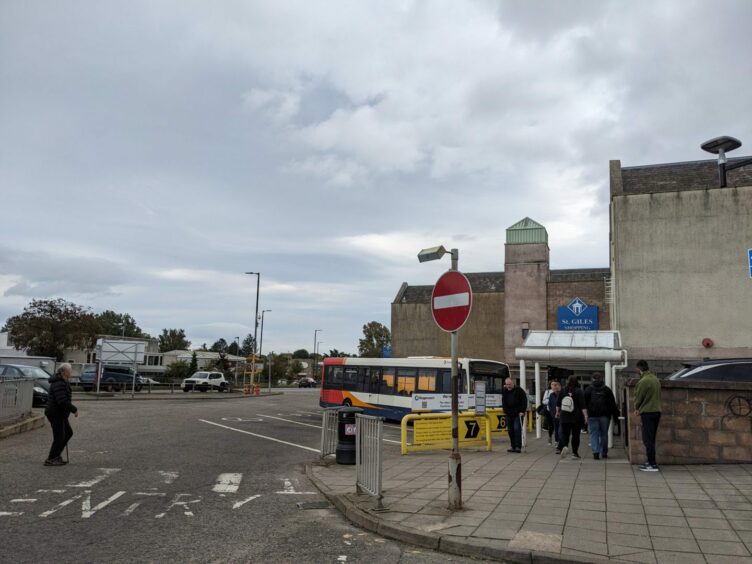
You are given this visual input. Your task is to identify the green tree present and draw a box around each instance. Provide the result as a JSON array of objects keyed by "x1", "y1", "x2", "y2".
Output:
[
  {"x1": 327, "y1": 349, "x2": 353, "y2": 358},
  {"x1": 227, "y1": 340, "x2": 240, "y2": 355},
  {"x1": 158, "y1": 328, "x2": 191, "y2": 352},
  {"x1": 189, "y1": 351, "x2": 198, "y2": 374},
  {"x1": 96, "y1": 310, "x2": 150, "y2": 338},
  {"x1": 164, "y1": 360, "x2": 191, "y2": 382},
  {"x1": 4, "y1": 299, "x2": 100, "y2": 361},
  {"x1": 292, "y1": 349, "x2": 309, "y2": 359},
  {"x1": 358, "y1": 321, "x2": 391, "y2": 358},
  {"x1": 240, "y1": 334, "x2": 255, "y2": 356},
  {"x1": 288, "y1": 359, "x2": 304, "y2": 378},
  {"x1": 210, "y1": 338, "x2": 228, "y2": 352}
]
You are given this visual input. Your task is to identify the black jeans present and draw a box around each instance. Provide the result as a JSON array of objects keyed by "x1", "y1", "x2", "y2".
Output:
[
  {"x1": 506, "y1": 414, "x2": 522, "y2": 450},
  {"x1": 640, "y1": 412, "x2": 661, "y2": 465},
  {"x1": 47, "y1": 414, "x2": 73, "y2": 461},
  {"x1": 558, "y1": 421, "x2": 582, "y2": 455}
]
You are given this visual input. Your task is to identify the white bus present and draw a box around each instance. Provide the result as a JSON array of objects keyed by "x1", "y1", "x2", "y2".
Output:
[{"x1": 318, "y1": 356, "x2": 510, "y2": 421}]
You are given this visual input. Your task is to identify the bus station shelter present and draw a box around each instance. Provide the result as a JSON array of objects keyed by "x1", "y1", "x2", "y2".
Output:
[{"x1": 515, "y1": 330, "x2": 627, "y2": 445}]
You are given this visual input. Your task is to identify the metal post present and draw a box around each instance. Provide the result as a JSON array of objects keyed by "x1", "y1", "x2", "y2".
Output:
[
  {"x1": 313, "y1": 329, "x2": 321, "y2": 379},
  {"x1": 520, "y1": 359, "x2": 526, "y2": 394},
  {"x1": 534, "y1": 361, "x2": 541, "y2": 439},
  {"x1": 268, "y1": 352, "x2": 272, "y2": 393},
  {"x1": 605, "y1": 360, "x2": 612, "y2": 448},
  {"x1": 447, "y1": 247, "x2": 461, "y2": 510}
]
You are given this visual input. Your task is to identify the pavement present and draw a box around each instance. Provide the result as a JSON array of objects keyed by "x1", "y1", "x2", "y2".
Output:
[{"x1": 308, "y1": 429, "x2": 752, "y2": 563}]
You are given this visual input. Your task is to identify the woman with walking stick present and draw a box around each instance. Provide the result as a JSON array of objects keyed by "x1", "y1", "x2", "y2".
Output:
[{"x1": 44, "y1": 363, "x2": 78, "y2": 466}]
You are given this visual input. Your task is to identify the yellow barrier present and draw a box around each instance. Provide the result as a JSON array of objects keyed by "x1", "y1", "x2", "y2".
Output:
[
  {"x1": 400, "y1": 411, "x2": 492, "y2": 455},
  {"x1": 485, "y1": 409, "x2": 535, "y2": 435}
]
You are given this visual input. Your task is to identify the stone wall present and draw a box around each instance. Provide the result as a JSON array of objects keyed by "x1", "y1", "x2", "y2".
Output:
[{"x1": 626, "y1": 378, "x2": 752, "y2": 464}]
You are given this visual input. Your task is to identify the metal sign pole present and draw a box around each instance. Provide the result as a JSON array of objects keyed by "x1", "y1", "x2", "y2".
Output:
[{"x1": 448, "y1": 249, "x2": 462, "y2": 510}]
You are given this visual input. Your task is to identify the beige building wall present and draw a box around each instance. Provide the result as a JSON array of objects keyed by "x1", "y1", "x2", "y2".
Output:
[{"x1": 611, "y1": 184, "x2": 752, "y2": 362}]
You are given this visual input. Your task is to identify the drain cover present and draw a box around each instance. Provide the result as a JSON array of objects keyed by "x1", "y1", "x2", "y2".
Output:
[{"x1": 297, "y1": 500, "x2": 331, "y2": 510}]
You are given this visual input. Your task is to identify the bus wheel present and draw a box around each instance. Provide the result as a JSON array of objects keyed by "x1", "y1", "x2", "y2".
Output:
[{"x1": 343, "y1": 399, "x2": 352, "y2": 407}]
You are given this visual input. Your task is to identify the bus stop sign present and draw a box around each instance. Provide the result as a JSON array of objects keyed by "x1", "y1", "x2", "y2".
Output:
[{"x1": 431, "y1": 270, "x2": 472, "y2": 332}]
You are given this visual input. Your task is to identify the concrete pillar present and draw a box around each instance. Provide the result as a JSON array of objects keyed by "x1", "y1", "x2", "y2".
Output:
[
  {"x1": 519, "y1": 360, "x2": 526, "y2": 394},
  {"x1": 605, "y1": 361, "x2": 612, "y2": 448},
  {"x1": 534, "y1": 362, "x2": 541, "y2": 439}
]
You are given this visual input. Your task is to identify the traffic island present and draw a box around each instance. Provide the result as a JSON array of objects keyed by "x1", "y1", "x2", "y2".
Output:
[{"x1": 0, "y1": 412, "x2": 46, "y2": 440}]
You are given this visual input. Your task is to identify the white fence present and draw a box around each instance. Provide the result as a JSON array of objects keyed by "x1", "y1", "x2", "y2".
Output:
[
  {"x1": 0, "y1": 378, "x2": 35, "y2": 425},
  {"x1": 355, "y1": 413, "x2": 385, "y2": 511},
  {"x1": 320, "y1": 408, "x2": 339, "y2": 458}
]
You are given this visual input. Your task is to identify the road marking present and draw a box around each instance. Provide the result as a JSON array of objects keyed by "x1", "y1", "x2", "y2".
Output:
[
  {"x1": 82, "y1": 490, "x2": 126, "y2": 518},
  {"x1": 155, "y1": 494, "x2": 201, "y2": 518},
  {"x1": 37, "y1": 489, "x2": 66, "y2": 493},
  {"x1": 0, "y1": 512, "x2": 23, "y2": 517},
  {"x1": 232, "y1": 495, "x2": 261, "y2": 509},
  {"x1": 123, "y1": 492, "x2": 166, "y2": 516},
  {"x1": 275, "y1": 478, "x2": 315, "y2": 495},
  {"x1": 67, "y1": 468, "x2": 121, "y2": 488},
  {"x1": 221, "y1": 417, "x2": 265, "y2": 422},
  {"x1": 158, "y1": 471, "x2": 179, "y2": 484},
  {"x1": 40, "y1": 493, "x2": 84, "y2": 517},
  {"x1": 212, "y1": 473, "x2": 242, "y2": 493},
  {"x1": 199, "y1": 420, "x2": 319, "y2": 453},
  {"x1": 10, "y1": 499, "x2": 37, "y2": 503},
  {"x1": 123, "y1": 503, "x2": 140, "y2": 516}
]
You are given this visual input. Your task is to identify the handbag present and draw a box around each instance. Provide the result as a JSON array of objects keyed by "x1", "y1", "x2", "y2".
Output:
[{"x1": 536, "y1": 404, "x2": 546, "y2": 415}]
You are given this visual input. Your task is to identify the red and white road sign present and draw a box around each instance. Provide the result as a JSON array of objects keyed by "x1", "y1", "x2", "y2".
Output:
[{"x1": 431, "y1": 270, "x2": 472, "y2": 332}]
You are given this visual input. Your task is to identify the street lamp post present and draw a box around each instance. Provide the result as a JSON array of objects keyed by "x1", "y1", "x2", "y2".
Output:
[
  {"x1": 259, "y1": 310, "x2": 271, "y2": 391},
  {"x1": 316, "y1": 340, "x2": 324, "y2": 379},
  {"x1": 313, "y1": 329, "x2": 322, "y2": 380},
  {"x1": 245, "y1": 272, "x2": 261, "y2": 385},
  {"x1": 234, "y1": 336, "x2": 240, "y2": 385},
  {"x1": 418, "y1": 245, "x2": 462, "y2": 510}
]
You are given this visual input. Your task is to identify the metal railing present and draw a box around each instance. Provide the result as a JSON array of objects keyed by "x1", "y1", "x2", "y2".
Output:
[
  {"x1": 355, "y1": 413, "x2": 385, "y2": 511},
  {"x1": 320, "y1": 408, "x2": 339, "y2": 458},
  {"x1": 0, "y1": 378, "x2": 35, "y2": 425}
]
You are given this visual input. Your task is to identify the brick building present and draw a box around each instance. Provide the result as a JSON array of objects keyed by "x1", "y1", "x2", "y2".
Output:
[{"x1": 391, "y1": 218, "x2": 610, "y2": 366}]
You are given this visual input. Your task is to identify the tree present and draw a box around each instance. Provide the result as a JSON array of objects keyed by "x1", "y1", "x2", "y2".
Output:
[
  {"x1": 227, "y1": 341, "x2": 240, "y2": 356},
  {"x1": 240, "y1": 334, "x2": 255, "y2": 356},
  {"x1": 327, "y1": 349, "x2": 352, "y2": 358},
  {"x1": 292, "y1": 349, "x2": 309, "y2": 359},
  {"x1": 164, "y1": 360, "x2": 191, "y2": 382},
  {"x1": 358, "y1": 321, "x2": 391, "y2": 358},
  {"x1": 4, "y1": 299, "x2": 100, "y2": 361},
  {"x1": 288, "y1": 359, "x2": 304, "y2": 378},
  {"x1": 268, "y1": 353, "x2": 289, "y2": 383},
  {"x1": 158, "y1": 328, "x2": 191, "y2": 352},
  {"x1": 189, "y1": 351, "x2": 198, "y2": 374},
  {"x1": 210, "y1": 338, "x2": 228, "y2": 352},
  {"x1": 96, "y1": 310, "x2": 150, "y2": 339}
]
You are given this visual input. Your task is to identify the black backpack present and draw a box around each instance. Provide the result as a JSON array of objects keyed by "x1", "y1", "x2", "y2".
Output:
[{"x1": 588, "y1": 386, "x2": 608, "y2": 414}]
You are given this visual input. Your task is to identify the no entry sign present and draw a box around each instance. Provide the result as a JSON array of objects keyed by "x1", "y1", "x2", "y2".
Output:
[{"x1": 431, "y1": 270, "x2": 473, "y2": 332}]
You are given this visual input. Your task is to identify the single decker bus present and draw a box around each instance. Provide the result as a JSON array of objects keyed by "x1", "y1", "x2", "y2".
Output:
[{"x1": 318, "y1": 356, "x2": 510, "y2": 421}]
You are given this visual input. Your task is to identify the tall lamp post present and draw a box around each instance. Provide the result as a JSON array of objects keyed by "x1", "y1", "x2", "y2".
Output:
[
  {"x1": 418, "y1": 245, "x2": 463, "y2": 510},
  {"x1": 313, "y1": 329, "x2": 322, "y2": 380},
  {"x1": 316, "y1": 340, "x2": 324, "y2": 379},
  {"x1": 234, "y1": 336, "x2": 240, "y2": 385},
  {"x1": 245, "y1": 272, "x2": 261, "y2": 385},
  {"x1": 259, "y1": 310, "x2": 271, "y2": 391}
]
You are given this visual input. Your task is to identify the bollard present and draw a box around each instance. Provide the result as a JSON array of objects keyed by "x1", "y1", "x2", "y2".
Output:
[{"x1": 335, "y1": 406, "x2": 363, "y2": 464}]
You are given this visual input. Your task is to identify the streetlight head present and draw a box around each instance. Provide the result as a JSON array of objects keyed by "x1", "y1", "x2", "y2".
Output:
[
  {"x1": 701, "y1": 136, "x2": 742, "y2": 155},
  {"x1": 418, "y1": 245, "x2": 448, "y2": 263},
  {"x1": 245, "y1": 271, "x2": 259, "y2": 275}
]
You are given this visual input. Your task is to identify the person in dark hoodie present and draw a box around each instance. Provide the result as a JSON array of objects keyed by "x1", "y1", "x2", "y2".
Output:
[
  {"x1": 584, "y1": 372, "x2": 619, "y2": 460},
  {"x1": 44, "y1": 363, "x2": 78, "y2": 466},
  {"x1": 501, "y1": 377, "x2": 528, "y2": 453},
  {"x1": 556, "y1": 375, "x2": 587, "y2": 459}
]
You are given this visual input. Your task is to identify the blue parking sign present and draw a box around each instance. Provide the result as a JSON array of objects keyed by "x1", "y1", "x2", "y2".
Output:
[{"x1": 749, "y1": 248, "x2": 752, "y2": 279}]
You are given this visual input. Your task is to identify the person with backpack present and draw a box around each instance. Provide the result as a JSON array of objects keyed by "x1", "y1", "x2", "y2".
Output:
[
  {"x1": 501, "y1": 377, "x2": 528, "y2": 453},
  {"x1": 556, "y1": 375, "x2": 587, "y2": 459},
  {"x1": 542, "y1": 380, "x2": 561, "y2": 445},
  {"x1": 44, "y1": 363, "x2": 78, "y2": 466},
  {"x1": 584, "y1": 372, "x2": 619, "y2": 460}
]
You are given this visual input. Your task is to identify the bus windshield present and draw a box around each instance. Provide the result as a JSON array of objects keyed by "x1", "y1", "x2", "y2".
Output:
[{"x1": 469, "y1": 361, "x2": 509, "y2": 394}]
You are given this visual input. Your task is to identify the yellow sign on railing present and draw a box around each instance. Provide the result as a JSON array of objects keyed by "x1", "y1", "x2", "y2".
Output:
[
  {"x1": 400, "y1": 411, "x2": 492, "y2": 455},
  {"x1": 485, "y1": 408, "x2": 535, "y2": 435}
]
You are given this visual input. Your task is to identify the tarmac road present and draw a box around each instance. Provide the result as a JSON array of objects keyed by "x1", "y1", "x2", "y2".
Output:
[{"x1": 0, "y1": 389, "x2": 486, "y2": 564}]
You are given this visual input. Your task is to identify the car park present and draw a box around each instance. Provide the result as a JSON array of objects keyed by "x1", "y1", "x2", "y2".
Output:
[
  {"x1": 668, "y1": 358, "x2": 752, "y2": 382},
  {"x1": 297, "y1": 377, "x2": 317, "y2": 388},
  {"x1": 181, "y1": 371, "x2": 230, "y2": 392},
  {"x1": 0, "y1": 364, "x2": 52, "y2": 407},
  {"x1": 79, "y1": 365, "x2": 143, "y2": 392}
]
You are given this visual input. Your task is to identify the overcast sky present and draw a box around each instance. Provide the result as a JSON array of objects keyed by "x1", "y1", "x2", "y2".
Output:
[{"x1": 1, "y1": 1, "x2": 751, "y2": 355}]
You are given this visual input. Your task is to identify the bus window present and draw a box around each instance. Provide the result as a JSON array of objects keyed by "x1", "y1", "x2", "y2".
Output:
[
  {"x1": 324, "y1": 366, "x2": 344, "y2": 390},
  {"x1": 342, "y1": 367, "x2": 362, "y2": 391},
  {"x1": 396, "y1": 368, "x2": 417, "y2": 396},
  {"x1": 417, "y1": 368, "x2": 437, "y2": 392},
  {"x1": 381, "y1": 368, "x2": 395, "y2": 394},
  {"x1": 469, "y1": 361, "x2": 509, "y2": 393},
  {"x1": 367, "y1": 368, "x2": 381, "y2": 394},
  {"x1": 438, "y1": 369, "x2": 451, "y2": 393}
]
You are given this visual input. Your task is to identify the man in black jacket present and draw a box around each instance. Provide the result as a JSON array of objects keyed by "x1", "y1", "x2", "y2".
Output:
[
  {"x1": 501, "y1": 377, "x2": 528, "y2": 453},
  {"x1": 44, "y1": 363, "x2": 78, "y2": 466},
  {"x1": 584, "y1": 372, "x2": 619, "y2": 460}
]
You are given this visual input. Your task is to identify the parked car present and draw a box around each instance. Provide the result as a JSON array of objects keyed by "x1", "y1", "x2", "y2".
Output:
[
  {"x1": 181, "y1": 371, "x2": 230, "y2": 392},
  {"x1": 297, "y1": 377, "x2": 317, "y2": 388},
  {"x1": 79, "y1": 365, "x2": 143, "y2": 392},
  {"x1": 0, "y1": 364, "x2": 52, "y2": 407},
  {"x1": 668, "y1": 358, "x2": 752, "y2": 382}
]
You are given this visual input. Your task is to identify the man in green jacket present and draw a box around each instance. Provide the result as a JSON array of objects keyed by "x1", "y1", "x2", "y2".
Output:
[{"x1": 634, "y1": 360, "x2": 661, "y2": 472}]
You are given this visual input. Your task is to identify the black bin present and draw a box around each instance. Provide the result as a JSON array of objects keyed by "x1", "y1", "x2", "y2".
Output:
[{"x1": 335, "y1": 406, "x2": 363, "y2": 465}]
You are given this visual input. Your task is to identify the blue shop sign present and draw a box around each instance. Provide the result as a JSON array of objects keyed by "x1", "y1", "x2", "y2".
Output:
[{"x1": 557, "y1": 297, "x2": 599, "y2": 331}]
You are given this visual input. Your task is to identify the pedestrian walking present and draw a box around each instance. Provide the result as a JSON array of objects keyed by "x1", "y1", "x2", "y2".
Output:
[
  {"x1": 634, "y1": 360, "x2": 661, "y2": 472},
  {"x1": 501, "y1": 377, "x2": 528, "y2": 453},
  {"x1": 542, "y1": 380, "x2": 561, "y2": 445},
  {"x1": 584, "y1": 372, "x2": 619, "y2": 459},
  {"x1": 556, "y1": 375, "x2": 587, "y2": 459},
  {"x1": 44, "y1": 363, "x2": 78, "y2": 466}
]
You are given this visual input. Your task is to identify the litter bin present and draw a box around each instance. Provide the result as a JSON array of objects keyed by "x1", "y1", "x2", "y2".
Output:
[{"x1": 335, "y1": 406, "x2": 363, "y2": 464}]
